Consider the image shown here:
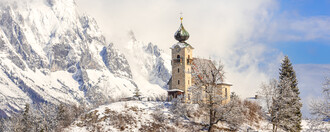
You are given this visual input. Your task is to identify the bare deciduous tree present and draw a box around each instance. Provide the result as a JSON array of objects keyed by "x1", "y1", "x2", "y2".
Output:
[
  {"x1": 307, "y1": 77, "x2": 330, "y2": 131},
  {"x1": 259, "y1": 78, "x2": 278, "y2": 114},
  {"x1": 310, "y1": 77, "x2": 330, "y2": 119},
  {"x1": 189, "y1": 59, "x2": 230, "y2": 131}
]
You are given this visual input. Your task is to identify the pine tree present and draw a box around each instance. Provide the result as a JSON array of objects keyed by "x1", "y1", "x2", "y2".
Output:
[
  {"x1": 133, "y1": 87, "x2": 142, "y2": 100},
  {"x1": 272, "y1": 56, "x2": 302, "y2": 131},
  {"x1": 56, "y1": 104, "x2": 71, "y2": 130},
  {"x1": 21, "y1": 103, "x2": 32, "y2": 132}
]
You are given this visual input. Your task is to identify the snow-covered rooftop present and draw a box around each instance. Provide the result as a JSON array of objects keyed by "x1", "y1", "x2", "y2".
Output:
[
  {"x1": 167, "y1": 89, "x2": 184, "y2": 92},
  {"x1": 216, "y1": 81, "x2": 233, "y2": 86},
  {"x1": 171, "y1": 42, "x2": 194, "y2": 49}
]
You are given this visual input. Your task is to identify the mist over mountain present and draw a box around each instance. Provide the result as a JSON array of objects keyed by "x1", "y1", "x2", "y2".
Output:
[{"x1": 0, "y1": 0, "x2": 170, "y2": 117}]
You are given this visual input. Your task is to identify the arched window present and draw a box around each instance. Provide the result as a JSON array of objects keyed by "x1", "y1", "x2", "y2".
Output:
[
  {"x1": 187, "y1": 55, "x2": 191, "y2": 64},
  {"x1": 178, "y1": 68, "x2": 180, "y2": 73},
  {"x1": 177, "y1": 55, "x2": 180, "y2": 59},
  {"x1": 178, "y1": 80, "x2": 180, "y2": 85}
]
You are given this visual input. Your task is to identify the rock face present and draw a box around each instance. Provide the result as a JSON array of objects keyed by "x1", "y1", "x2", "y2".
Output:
[
  {"x1": 0, "y1": 0, "x2": 136, "y2": 117},
  {"x1": 100, "y1": 43, "x2": 132, "y2": 79},
  {"x1": 0, "y1": 0, "x2": 172, "y2": 117},
  {"x1": 125, "y1": 33, "x2": 171, "y2": 96},
  {"x1": 145, "y1": 43, "x2": 171, "y2": 87}
]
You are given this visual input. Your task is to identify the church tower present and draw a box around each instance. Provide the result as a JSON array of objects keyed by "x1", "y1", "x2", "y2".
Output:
[{"x1": 168, "y1": 17, "x2": 194, "y2": 100}]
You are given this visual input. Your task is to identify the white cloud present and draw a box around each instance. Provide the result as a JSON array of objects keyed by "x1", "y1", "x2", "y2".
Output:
[
  {"x1": 76, "y1": 0, "x2": 281, "y2": 98},
  {"x1": 74, "y1": 1, "x2": 330, "y2": 118},
  {"x1": 294, "y1": 64, "x2": 330, "y2": 118},
  {"x1": 0, "y1": 0, "x2": 327, "y2": 118},
  {"x1": 263, "y1": 15, "x2": 330, "y2": 42},
  {"x1": 1, "y1": 0, "x2": 327, "y2": 118}
]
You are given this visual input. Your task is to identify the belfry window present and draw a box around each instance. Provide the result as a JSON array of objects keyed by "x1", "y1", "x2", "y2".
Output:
[
  {"x1": 187, "y1": 55, "x2": 190, "y2": 64},
  {"x1": 176, "y1": 55, "x2": 181, "y2": 63}
]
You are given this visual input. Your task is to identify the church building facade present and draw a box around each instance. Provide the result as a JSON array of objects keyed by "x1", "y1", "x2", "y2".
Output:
[{"x1": 167, "y1": 17, "x2": 232, "y2": 104}]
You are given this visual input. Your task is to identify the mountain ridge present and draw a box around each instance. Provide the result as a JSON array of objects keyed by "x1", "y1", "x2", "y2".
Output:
[{"x1": 0, "y1": 0, "x2": 170, "y2": 117}]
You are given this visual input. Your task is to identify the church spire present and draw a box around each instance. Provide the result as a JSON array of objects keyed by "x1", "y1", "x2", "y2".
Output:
[{"x1": 174, "y1": 16, "x2": 189, "y2": 42}]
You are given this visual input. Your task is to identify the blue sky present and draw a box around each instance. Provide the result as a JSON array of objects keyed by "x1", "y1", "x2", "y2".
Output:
[
  {"x1": 269, "y1": 0, "x2": 330, "y2": 117},
  {"x1": 279, "y1": 0, "x2": 330, "y2": 17},
  {"x1": 277, "y1": 41, "x2": 330, "y2": 64},
  {"x1": 274, "y1": 0, "x2": 330, "y2": 64}
]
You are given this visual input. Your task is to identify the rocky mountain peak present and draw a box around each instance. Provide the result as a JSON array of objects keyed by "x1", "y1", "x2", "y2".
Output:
[{"x1": 0, "y1": 0, "x2": 136, "y2": 117}]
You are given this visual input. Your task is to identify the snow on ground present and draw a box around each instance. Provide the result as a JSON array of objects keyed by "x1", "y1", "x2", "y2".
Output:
[
  {"x1": 85, "y1": 69, "x2": 137, "y2": 99},
  {"x1": 0, "y1": 0, "x2": 139, "y2": 117},
  {"x1": 65, "y1": 101, "x2": 174, "y2": 132},
  {"x1": 65, "y1": 101, "x2": 329, "y2": 132},
  {"x1": 246, "y1": 97, "x2": 330, "y2": 131}
]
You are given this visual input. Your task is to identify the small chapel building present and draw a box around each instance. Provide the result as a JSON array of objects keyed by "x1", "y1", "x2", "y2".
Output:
[{"x1": 167, "y1": 17, "x2": 232, "y2": 104}]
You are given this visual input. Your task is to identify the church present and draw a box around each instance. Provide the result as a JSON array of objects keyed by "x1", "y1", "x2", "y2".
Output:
[{"x1": 167, "y1": 17, "x2": 232, "y2": 104}]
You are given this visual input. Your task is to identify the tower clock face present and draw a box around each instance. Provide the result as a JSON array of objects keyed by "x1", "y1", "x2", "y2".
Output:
[{"x1": 176, "y1": 47, "x2": 180, "y2": 52}]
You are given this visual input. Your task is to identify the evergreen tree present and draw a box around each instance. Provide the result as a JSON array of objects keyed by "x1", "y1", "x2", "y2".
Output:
[
  {"x1": 56, "y1": 104, "x2": 71, "y2": 130},
  {"x1": 272, "y1": 56, "x2": 302, "y2": 131},
  {"x1": 133, "y1": 87, "x2": 142, "y2": 100},
  {"x1": 0, "y1": 119, "x2": 3, "y2": 132},
  {"x1": 21, "y1": 103, "x2": 32, "y2": 132}
]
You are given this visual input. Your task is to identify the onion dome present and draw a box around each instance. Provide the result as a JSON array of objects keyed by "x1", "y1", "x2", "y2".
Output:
[{"x1": 174, "y1": 17, "x2": 189, "y2": 42}]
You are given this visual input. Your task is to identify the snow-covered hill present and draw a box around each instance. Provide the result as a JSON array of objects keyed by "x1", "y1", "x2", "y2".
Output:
[
  {"x1": 0, "y1": 0, "x2": 170, "y2": 117},
  {"x1": 65, "y1": 101, "x2": 328, "y2": 132},
  {"x1": 65, "y1": 101, "x2": 180, "y2": 132}
]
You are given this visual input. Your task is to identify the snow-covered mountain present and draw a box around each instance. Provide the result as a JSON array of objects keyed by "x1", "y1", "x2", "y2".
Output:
[
  {"x1": 125, "y1": 32, "x2": 171, "y2": 98},
  {"x1": 0, "y1": 0, "x2": 170, "y2": 117}
]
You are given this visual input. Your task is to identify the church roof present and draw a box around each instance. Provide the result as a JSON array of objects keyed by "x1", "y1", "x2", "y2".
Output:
[
  {"x1": 216, "y1": 82, "x2": 233, "y2": 86},
  {"x1": 167, "y1": 89, "x2": 184, "y2": 92},
  {"x1": 170, "y1": 42, "x2": 194, "y2": 49},
  {"x1": 174, "y1": 17, "x2": 189, "y2": 42},
  {"x1": 192, "y1": 58, "x2": 220, "y2": 82},
  {"x1": 192, "y1": 58, "x2": 232, "y2": 86}
]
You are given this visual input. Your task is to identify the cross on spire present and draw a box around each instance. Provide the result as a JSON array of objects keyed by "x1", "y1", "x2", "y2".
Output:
[{"x1": 180, "y1": 12, "x2": 183, "y2": 23}]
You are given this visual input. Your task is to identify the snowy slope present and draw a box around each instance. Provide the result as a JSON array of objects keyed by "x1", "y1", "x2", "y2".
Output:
[
  {"x1": 124, "y1": 32, "x2": 171, "y2": 97},
  {"x1": 0, "y1": 0, "x2": 138, "y2": 117},
  {"x1": 65, "y1": 101, "x2": 329, "y2": 132},
  {"x1": 0, "y1": 0, "x2": 173, "y2": 118},
  {"x1": 65, "y1": 101, "x2": 187, "y2": 132}
]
